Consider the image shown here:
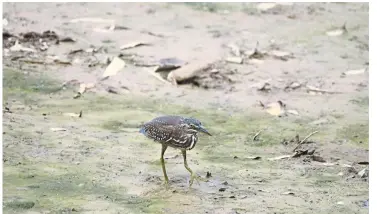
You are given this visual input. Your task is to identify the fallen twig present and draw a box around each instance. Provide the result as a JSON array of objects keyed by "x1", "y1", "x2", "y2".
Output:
[
  {"x1": 253, "y1": 129, "x2": 265, "y2": 141},
  {"x1": 293, "y1": 131, "x2": 319, "y2": 152},
  {"x1": 306, "y1": 85, "x2": 343, "y2": 94}
]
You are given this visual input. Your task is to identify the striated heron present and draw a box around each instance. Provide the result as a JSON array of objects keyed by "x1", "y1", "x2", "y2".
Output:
[{"x1": 139, "y1": 115, "x2": 211, "y2": 187}]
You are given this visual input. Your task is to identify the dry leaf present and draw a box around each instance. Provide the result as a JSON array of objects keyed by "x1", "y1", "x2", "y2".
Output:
[
  {"x1": 311, "y1": 155, "x2": 326, "y2": 163},
  {"x1": 282, "y1": 191, "x2": 295, "y2": 195},
  {"x1": 69, "y1": 17, "x2": 115, "y2": 24},
  {"x1": 326, "y1": 29, "x2": 344, "y2": 37},
  {"x1": 93, "y1": 27, "x2": 113, "y2": 33},
  {"x1": 85, "y1": 48, "x2": 98, "y2": 53},
  {"x1": 3, "y1": 18, "x2": 8, "y2": 27},
  {"x1": 226, "y1": 57, "x2": 243, "y2": 64},
  {"x1": 268, "y1": 155, "x2": 291, "y2": 161},
  {"x1": 147, "y1": 66, "x2": 171, "y2": 84},
  {"x1": 306, "y1": 85, "x2": 341, "y2": 94},
  {"x1": 287, "y1": 81, "x2": 301, "y2": 90},
  {"x1": 326, "y1": 24, "x2": 347, "y2": 37},
  {"x1": 358, "y1": 161, "x2": 369, "y2": 165},
  {"x1": 167, "y1": 60, "x2": 213, "y2": 85},
  {"x1": 54, "y1": 59, "x2": 72, "y2": 65},
  {"x1": 59, "y1": 37, "x2": 76, "y2": 43},
  {"x1": 94, "y1": 24, "x2": 130, "y2": 32},
  {"x1": 246, "y1": 58, "x2": 265, "y2": 65},
  {"x1": 10, "y1": 40, "x2": 36, "y2": 52},
  {"x1": 78, "y1": 83, "x2": 87, "y2": 94},
  {"x1": 257, "y1": 3, "x2": 277, "y2": 11},
  {"x1": 270, "y1": 50, "x2": 292, "y2": 59},
  {"x1": 342, "y1": 68, "x2": 367, "y2": 76},
  {"x1": 358, "y1": 168, "x2": 369, "y2": 178},
  {"x1": 320, "y1": 162, "x2": 338, "y2": 166},
  {"x1": 68, "y1": 49, "x2": 84, "y2": 55},
  {"x1": 246, "y1": 156, "x2": 261, "y2": 160},
  {"x1": 85, "y1": 83, "x2": 96, "y2": 89},
  {"x1": 62, "y1": 79, "x2": 80, "y2": 88},
  {"x1": 18, "y1": 59, "x2": 45, "y2": 64},
  {"x1": 256, "y1": 82, "x2": 271, "y2": 92},
  {"x1": 287, "y1": 109, "x2": 299, "y2": 115},
  {"x1": 227, "y1": 43, "x2": 241, "y2": 56},
  {"x1": 244, "y1": 50, "x2": 256, "y2": 58},
  {"x1": 102, "y1": 57, "x2": 126, "y2": 78},
  {"x1": 40, "y1": 42, "x2": 49, "y2": 51},
  {"x1": 63, "y1": 111, "x2": 82, "y2": 118},
  {"x1": 50, "y1": 128, "x2": 67, "y2": 132},
  {"x1": 262, "y1": 101, "x2": 286, "y2": 116},
  {"x1": 120, "y1": 41, "x2": 150, "y2": 50},
  {"x1": 74, "y1": 83, "x2": 95, "y2": 99},
  {"x1": 106, "y1": 86, "x2": 119, "y2": 94}
]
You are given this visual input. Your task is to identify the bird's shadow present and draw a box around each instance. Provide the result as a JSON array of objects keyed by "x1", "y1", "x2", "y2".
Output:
[{"x1": 142, "y1": 173, "x2": 227, "y2": 196}]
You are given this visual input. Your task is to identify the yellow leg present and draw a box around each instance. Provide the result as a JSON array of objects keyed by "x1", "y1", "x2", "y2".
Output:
[
  {"x1": 160, "y1": 144, "x2": 169, "y2": 187},
  {"x1": 181, "y1": 150, "x2": 207, "y2": 187}
]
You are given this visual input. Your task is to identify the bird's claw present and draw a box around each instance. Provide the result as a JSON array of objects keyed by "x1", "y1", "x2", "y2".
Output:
[{"x1": 189, "y1": 174, "x2": 208, "y2": 187}]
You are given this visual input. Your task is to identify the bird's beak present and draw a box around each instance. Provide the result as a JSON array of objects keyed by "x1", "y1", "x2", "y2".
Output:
[{"x1": 198, "y1": 125, "x2": 212, "y2": 136}]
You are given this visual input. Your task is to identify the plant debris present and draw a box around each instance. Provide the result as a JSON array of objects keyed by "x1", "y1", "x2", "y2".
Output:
[
  {"x1": 287, "y1": 109, "x2": 299, "y2": 115},
  {"x1": 227, "y1": 43, "x2": 241, "y2": 56},
  {"x1": 9, "y1": 40, "x2": 36, "y2": 52},
  {"x1": 259, "y1": 100, "x2": 286, "y2": 117},
  {"x1": 219, "y1": 187, "x2": 226, "y2": 192},
  {"x1": 306, "y1": 85, "x2": 342, "y2": 95},
  {"x1": 102, "y1": 57, "x2": 126, "y2": 79},
  {"x1": 69, "y1": 17, "x2": 115, "y2": 24},
  {"x1": 167, "y1": 60, "x2": 213, "y2": 85},
  {"x1": 140, "y1": 30, "x2": 165, "y2": 38},
  {"x1": 341, "y1": 68, "x2": 368, "y2": 77},
  {"x1": 256, "y1": 3, "x2": 277, "y2": 12},
  {"x1": 268, "y1": 155, "x2": 291, "y2": 161},
  {"x1": 284, "y1": 81, "x2": 302, "y2": 91},
  {"x1": 257, "y1": 82, "x2": 272, "y2": 92},
  {"x1": 63, "y1": 111, "x2": 83, "y2": 118},
  {"x1": 225, "y1": 57, "x2": 243, "y2": 64},
  {"x1": 282, "y1": 191, "x2": 295, "y2": 195},
  {"x1": 293, "y1": 131, "x2": 319, "y2": 152},
  {"x1": 269, "y1": 50, "x2": 293, "y2": 61},
  {"x1": 59, "y1": 37, "x2": 76, "y2": 43},
  {"x1": 73, "y1": 83, "x2": 96, "y2": 99},
  {"x1": 50, "y1": 128, "x2": 67, "y2": 132},
  {"x1": 358, "y1": 168, "x2": 369, "y2": 178},
  {"x1": 151, "y1": 57, "x2": 186, "y2": 72},
  {"x1": 206, "y1": 171, "x2": 212, "y2": 178},
  {"x1": 246, "y1": 156, "x2": 261, "y2": 160},
  {"x1": 106, "y1": 86, "x2": 120, "y2": 94},
  {"x1": 120, "y1": 41, "x2": 150, "y2": 50},
  {"x1": 326, "y1": 23, "x2": 347, "y2": 37},
  {"x1": 358, "y1": 161, "x2": 369, "y2": 165},
  {"x1": 253, "y1": 129, "x2": 264, "y2": 141}
]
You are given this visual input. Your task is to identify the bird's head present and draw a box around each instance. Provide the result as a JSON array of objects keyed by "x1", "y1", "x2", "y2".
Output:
[{"x1": 182, "y1": 117, "x2": 212, "y2": 136}]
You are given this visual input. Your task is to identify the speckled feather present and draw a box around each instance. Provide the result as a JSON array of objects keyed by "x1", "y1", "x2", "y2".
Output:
[{"x1": 140, "y1": 115, "x2": 199, "y2": 150}]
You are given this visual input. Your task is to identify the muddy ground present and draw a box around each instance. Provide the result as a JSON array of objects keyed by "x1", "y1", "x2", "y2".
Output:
[{"x1": 2, "y1": 2, "x2": 369, "y2": 214}]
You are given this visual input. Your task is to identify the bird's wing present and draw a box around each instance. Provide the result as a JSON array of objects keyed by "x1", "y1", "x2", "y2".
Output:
[
  {"x1": 141, "y1": 122, "x2": 190, "y2": 147},
  {"x1": 140, "y1": 122, "x2": 175, "y2": 141},
  {"x1": 150, "y1": 115, "x2": 183, "y2": 126}
]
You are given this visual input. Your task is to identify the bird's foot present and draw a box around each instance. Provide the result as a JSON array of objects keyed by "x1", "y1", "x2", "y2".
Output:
[{"x1": 189, "y1": 173, "x2": 208, "y2": 187}]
